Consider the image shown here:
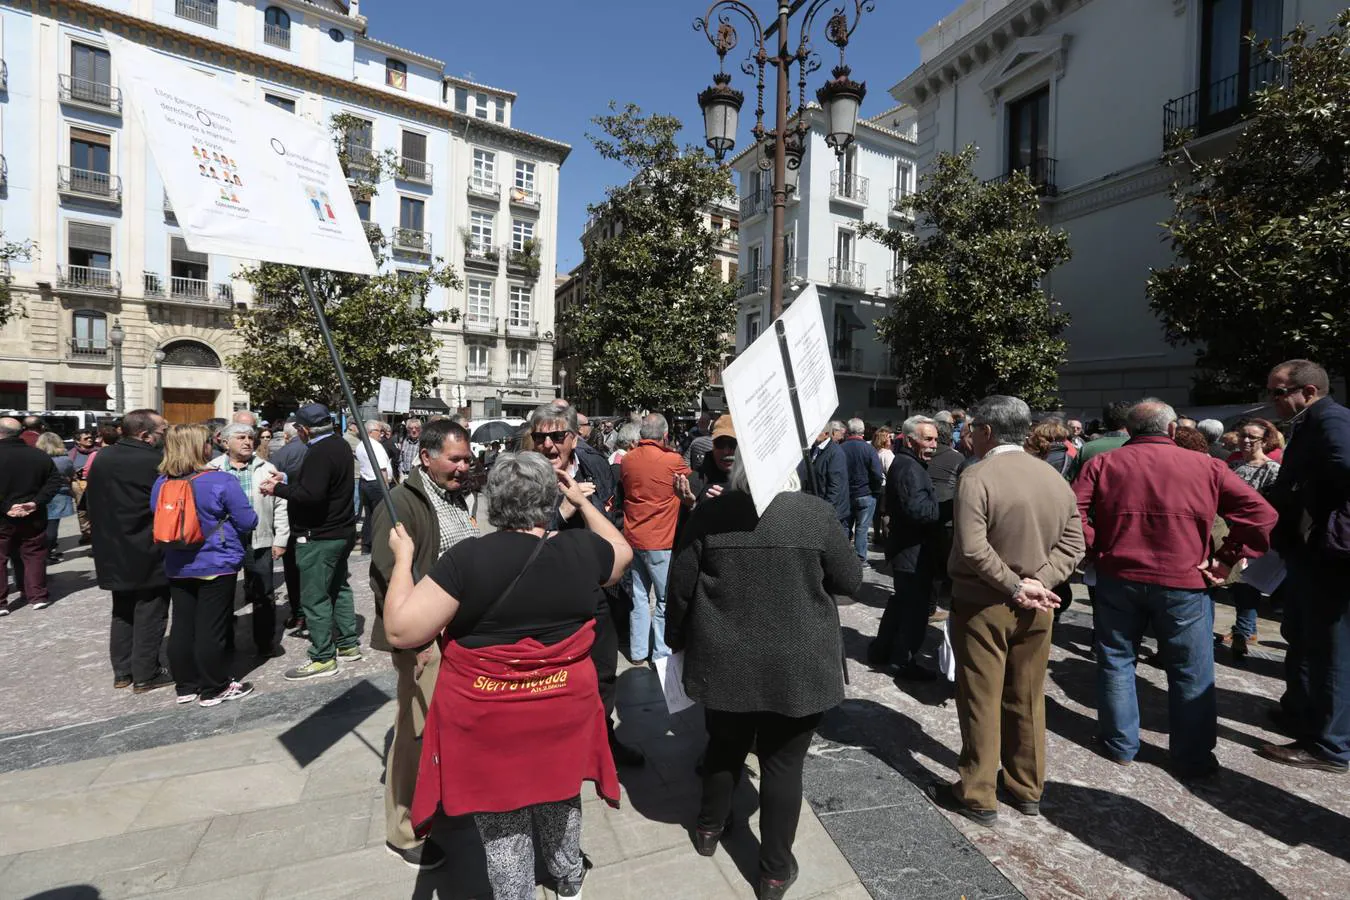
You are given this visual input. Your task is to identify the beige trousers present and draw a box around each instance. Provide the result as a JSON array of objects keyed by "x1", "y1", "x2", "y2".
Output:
[{"x1": 385, "y1": 644, "x2": 441, "y2": 849}]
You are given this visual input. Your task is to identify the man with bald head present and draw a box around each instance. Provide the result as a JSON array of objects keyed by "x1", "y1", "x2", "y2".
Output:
[{"x1": 0, "y1": 417, "x2": 62, "y2": 615}]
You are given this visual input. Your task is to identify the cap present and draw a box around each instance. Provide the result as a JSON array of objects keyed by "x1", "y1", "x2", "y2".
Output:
[
  {"x1": 294, "y1": 403, "x2": 331, "y2": 427},
  {"x1": 711, "y1": 415, "x2": 736, "y2": 441}
]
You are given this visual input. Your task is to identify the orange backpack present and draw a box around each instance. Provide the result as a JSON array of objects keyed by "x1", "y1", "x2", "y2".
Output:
[{"x1": 153, "y1": 473, "x2": 208, "y2": 549}]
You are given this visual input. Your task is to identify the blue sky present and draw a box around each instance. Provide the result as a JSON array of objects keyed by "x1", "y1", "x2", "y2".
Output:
[{"x1": 377, "y1": 0, "x2": 957, "y2": 272}]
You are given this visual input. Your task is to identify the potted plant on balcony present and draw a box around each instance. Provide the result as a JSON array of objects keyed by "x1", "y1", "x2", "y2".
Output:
[{"x1": 507, "y1": 238, "x2": 541, "y2": 278}]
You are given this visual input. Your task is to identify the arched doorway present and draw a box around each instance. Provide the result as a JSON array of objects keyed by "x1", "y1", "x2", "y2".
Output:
[{"x1": 160, "y1": 339, "x2": 223, "y2": 424}]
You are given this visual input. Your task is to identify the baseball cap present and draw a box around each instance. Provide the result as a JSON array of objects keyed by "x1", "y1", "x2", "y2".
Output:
[
  {"x1": 711, "y1": 415, "x2": 736, "y2": 441},
  {"x1": 294, "y1": 403, "x2": 331, "y2": 427}
]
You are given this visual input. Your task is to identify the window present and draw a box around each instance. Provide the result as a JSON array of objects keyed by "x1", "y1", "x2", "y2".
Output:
[
  {"x1": 467, "y1": 278, "x2": 493, "y2": 323},
  {"x1": 73, "y1": 310, "x2": 107, "y2": 352},
  {"x1": 399, "y1": 196, "x2": 425, "y2": 232},
  {"x1": 836, "y1": 230, "x2": 853, "y2": 265},
  {"x1": 495, "y1": 101, "x2": 505, "y2": 124},
  {"x1": 353, "y1": 196, "x2": 371, "y2": 222},
  {"x1": 509, "y1": 348, "x2": 530, "y2": 380},
  {"x1": 472, "y1": 149, "x2": 496, "y2": 189},
  {"x1": 511, "y1": 219, "x2": 535, "y2": 252},
  {"x1": 401, "y1": 130, "x2": 428, "y2": 181},
  {"x1": 514, "y1": 160, "x2": 536, "y2": 194},
  {"x1": 264, "y1": 93, "x2": 296, "y2": 113},
  {"x1": 473, "y1": 92, "x2": 489, "y2": 119},
  {"x1": 748, "y1": 243, "x2": 762, "y2": 290},
  {"x1": 746, "y1": 312, "x2": 761, "y2": 343},
  {"x1": 263, "y1": 6, "x2": 290, "y2": 48},
  {"x1": 171, "y1": 236, "x2": 209, "y2": 297},
  {"x1": 175, "y1": 0, "x2": 218, "y2": 27},
  {"x1": 1007, "y1": 87, "x2": 1050, "y2": 176},
  {"x1": 453, "y1": 87, "x2": 468, "y2": 112},
  {"x1": 70, "y1": 43, "x2": 112, "y2": 105},
  {"x1": 1201, "y1": 0, "x2": 1283, "y2": 118},
  {"x1": 467, "y1": 343, "x2": 489, "y2": 375},
  {"x1": 895, "y1": 161, "x2": 912, "y2": 198},
  {"x1": 67, "y1": 222, "x2": 112, "y2": 273},
  {"x1": 783, "y1": 230, "x2": 796, "y2": 277},
  {"x1": 69, "y1": 128, "x2": 111, "y2": 182},
  {"x1": 469, "y1": 211, "x2": 494, "y2": 251},
  {"x1": 508, "y1": 285, "x2": 532, "y2": 327},
  {"x1": 386, "y1": 58, "x2": 407, "y2": 90}
]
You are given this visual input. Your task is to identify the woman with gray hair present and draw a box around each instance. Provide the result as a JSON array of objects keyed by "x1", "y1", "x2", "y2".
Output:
[
  {"x1": 608, "y1": 421, "x2": 641, "y2": 466},
  {"x1": 382, "y1": 452, "x2": 632, "y2": 900},
  {"x1": 667, "y1": 457, "x2": 861, "y2": 900}
]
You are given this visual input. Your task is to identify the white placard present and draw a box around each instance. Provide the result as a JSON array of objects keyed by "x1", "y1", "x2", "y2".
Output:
[
  {"x1": 377, "y1": 377, "x2": 398, "y2": 413},
  {"x1": 394, "y1": 379, "x2": 412, "y2": 415},
  {"x1": 107, "y1": 34, "x2": 377, "y2": 275},
  {"x1": 780, "y1": 285, "x2": 839, "y2": 443},
  {"x1": 722, "y1": 325, "x2": 799, "y2": 515},
  {"x1": 654, "y1": 653, "x2": 695, "y2": 714}
]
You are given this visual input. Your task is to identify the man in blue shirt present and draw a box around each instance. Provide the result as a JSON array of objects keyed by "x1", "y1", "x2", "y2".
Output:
[{"x1": 840, "y1": 418, "x2": 883, "y2": 564}]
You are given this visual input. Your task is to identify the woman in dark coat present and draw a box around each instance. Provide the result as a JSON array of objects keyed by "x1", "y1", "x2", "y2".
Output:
[{"x1": 667, "y1": 457, "x2": 861, "y2": 900}]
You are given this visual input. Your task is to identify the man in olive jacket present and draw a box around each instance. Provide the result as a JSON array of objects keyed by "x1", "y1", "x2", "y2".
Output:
[{"x1": 369, "y1": 419, "x2": 478, "y2": 871}]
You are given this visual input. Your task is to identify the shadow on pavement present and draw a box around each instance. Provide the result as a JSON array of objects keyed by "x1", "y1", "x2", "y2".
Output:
[
  {"x1": 1184, "y1": 766, "x2": 1350, "y2": 864},
  {"x1": 276, "y1": 678, "x2": 391, "y2": 767},
  {"x1": 816, "y1": 697, "x2": 959, "y2": 789}
]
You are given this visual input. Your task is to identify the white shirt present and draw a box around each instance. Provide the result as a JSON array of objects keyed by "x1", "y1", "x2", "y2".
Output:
[{"x1": 355, "y1": 438, "x2": 391, "y2": 481}]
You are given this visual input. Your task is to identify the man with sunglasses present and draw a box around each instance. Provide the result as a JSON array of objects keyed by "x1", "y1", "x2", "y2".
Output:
[
  {"x1": 1259, "y1": 359, "x2": 1350, "y2": 774},
  {"x1": 528, "y1": 402, "x2": 644, "y2": 767}
]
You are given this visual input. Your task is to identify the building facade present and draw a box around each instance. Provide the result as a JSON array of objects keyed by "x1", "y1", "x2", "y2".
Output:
[
  {"x1": 0, "y1": 0, "x2": 567, "y2": 423},
  {"x1": 891, "y1": 0, "x2": 1334, "y2": 410},
  {"x1": 732, "y1": 105, "x2": 918, "y2": 422}
]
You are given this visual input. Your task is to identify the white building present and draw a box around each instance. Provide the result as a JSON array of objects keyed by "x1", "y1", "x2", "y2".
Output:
[
  {"x1": 0, "y1": 0, "x2": 567, "y2": 424},
  {"x1": 891, "y1": 0, "x2": 1333, "y2": 410},
  {"x1": 732, "y1": 105, "x2": 918, "y2": 421}
]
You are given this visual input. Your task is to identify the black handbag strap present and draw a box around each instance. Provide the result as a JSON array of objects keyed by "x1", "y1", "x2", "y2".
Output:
[{"x1": 471, "y1": 536, "x2": 548, "y2": 631}]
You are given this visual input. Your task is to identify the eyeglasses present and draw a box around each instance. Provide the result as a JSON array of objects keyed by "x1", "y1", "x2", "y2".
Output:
[
  {"x1": 712, "y1": 437, "x2": 737, "y2": 450},
  {"x1": 1269, "y1": 384, "x2": 1303, "y2": 399},
  {"x1": 1240, "y1": 433, "x2": 1264, "y2": 442},
  {"x1": 531, "y1": 430, "x2": 571, "y2": 445}
]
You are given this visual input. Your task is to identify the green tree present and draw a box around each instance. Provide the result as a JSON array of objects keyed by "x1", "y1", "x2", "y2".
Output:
[
  {"x1": 1147, "y1": 13, "x2": 1350, "y2": 397},
  {"x1": 561, "y1": 103, "x2": 738, "y2": 412},
  {"x1": 228, "y1": 116, "x2": 460, "y2": 407},
  {"x1": 0, "y1": 234, "x2": 35, "y2": 329},
  {"x1": 861, "y1": 146, "x2": 1071, "y2": 408}
]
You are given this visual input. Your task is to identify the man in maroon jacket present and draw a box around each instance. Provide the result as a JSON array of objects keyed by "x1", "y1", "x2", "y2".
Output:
[{"x1": 1074, "y1": 398, "x2": 1276, "y2": 778}]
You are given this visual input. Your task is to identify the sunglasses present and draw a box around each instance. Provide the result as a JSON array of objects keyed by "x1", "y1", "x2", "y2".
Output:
[
  {"x1": 1269, "y1": 384, "x2": 1303, "y2": 398},
  {"x1": 713, "y1": 437, "x2": 737, "y2": 450},
  {"x1": 531, "y1": 430, "x2": 572, "y2": 445}
]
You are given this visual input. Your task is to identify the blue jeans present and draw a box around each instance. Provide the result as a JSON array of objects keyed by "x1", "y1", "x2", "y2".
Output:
[
  {"x1": 1093, "y1": 575, "x2": 1217, "y2": 773},
  {"x1": 850, "y1": 495, "x2": 876, "y2": 562},
  {"x1": 1284, "y1": 556, "x2": 1350, "y2": 764},
  {"x1": 629, "y1": 548, "x2": 672, "y2": 662},
  {"x1": 1229, "y1": 583, "x2": 1261, "y2": 639}
]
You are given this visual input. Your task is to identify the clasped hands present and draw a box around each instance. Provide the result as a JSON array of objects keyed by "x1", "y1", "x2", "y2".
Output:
[{"x1": 1012, "y1": 577, "x2": 1061, "y2": 612}]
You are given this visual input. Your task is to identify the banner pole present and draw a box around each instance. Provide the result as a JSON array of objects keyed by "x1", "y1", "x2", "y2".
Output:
[
  {"x1": 299, "y1": 268, "x2": 399, "y2": 527},
  {"x1": 774, "y1": 318, "x2": 817, "y2": 497}
]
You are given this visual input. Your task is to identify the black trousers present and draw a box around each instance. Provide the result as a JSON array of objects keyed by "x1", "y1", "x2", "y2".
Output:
[
  {"x1": 243, "y1": 546, "x2": 278, "y2": 653},
  {"x1": 282, "y1": 537, "x2": 302, "y2": 620},
  {"x1": 359, "y1": 480, "x2": 381, "y2": 552},
  {"x1": 872, "y1": 569, "x2": 932, "y2": 667},
  {"x1": 168, "y1": 575, "x2": 238, "y2": 698},
  {"x1": 110, "y1": 587, "x2": 170, "y2": 683},
  {"x1": 591, "y1": 586, "x2": 620, "y2": 723},
  {"x1": 699, "y1": 709, "x2": 822, "y2": 881}
]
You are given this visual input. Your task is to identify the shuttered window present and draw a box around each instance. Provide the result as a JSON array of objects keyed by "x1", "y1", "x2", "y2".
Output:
[
  {"x1": 171, "y1": 236, "x2": 208, "y2": 265},
  {"x1": 401, "y1": 131, "x2": 426, "y2": 162},
  {"x1": 71, "y1": 43, "x2": 112, "y2": 87},
  {"x1": 68, "y1": 222, "x2": 112, "y2": 253}
]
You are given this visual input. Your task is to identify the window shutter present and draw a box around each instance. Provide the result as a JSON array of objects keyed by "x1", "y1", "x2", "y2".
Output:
[
  {"x1": 68, "y1": 223, "x2": 112, "y2": 253},
  {"x1": 92, "y1": 47, "x2": 112, "y2": 86},
  {"x1": 71, "y1": 128, "x2": 111, "y2": 147},
  {"x1": 401, "y1": 131, "x2": 426, "y2": 162},
  {"x1": 171, "y1": 236, "x2": 208, "y2": 266},
  {"x1": 72, "y1": 45, "x2": 92, "y2": 83}
]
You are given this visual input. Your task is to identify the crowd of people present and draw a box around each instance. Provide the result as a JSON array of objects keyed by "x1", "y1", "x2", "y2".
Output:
[{"x1": 0, "y1": 355, "x2": 1345, "y2": 900}]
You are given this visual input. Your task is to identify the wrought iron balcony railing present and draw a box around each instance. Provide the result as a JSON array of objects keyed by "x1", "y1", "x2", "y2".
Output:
[
  {"x1": 988, "y1": 156, "x2": 1059, "y2": 197},
  {"x1": 739, "y1": 188, "x2": 770, "y2": 220},
  {"x1": 175, "y1": 0, "x2": 218, "y2": 28},
  {"x1": 59, "y1": 265, "x2": 120, "y2": 293},
  {"x1": 468, "y1": 175, "x2": 499, "y2": 198},
  {"x1": 833, "y1": 347, "x2": 865, "y2": 372},
  {"x1": 830, "y1": 171, "x2": 869, "y2": 205},
  {"x1": 398, "y1": 157, "x2": 432, "y2": 184},
  {"x1": 392, "y1": 227, "x2": 432, "y2": 256},
  {"x1": 263, "y1": 23, "x2": 290, "y2": 49},
  {"x1": 828, "y1": 258, "x2": 866, "y2": 290},
  {"x1": 58, "y1": 75, "x2": 121, "y2": 113},
  {"x1": 463, "y1": 315, "x2": 499, "y2": 334},
  {"x1": 68, "y1": 338, "x2": 109, "y2": 359},
  {"x1": 1163, "y1": 58, "x2": 1286, "y2": 146}
]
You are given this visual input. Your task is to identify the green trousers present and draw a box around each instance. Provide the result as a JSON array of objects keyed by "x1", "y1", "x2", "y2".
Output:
[{"x1": 296, "y1": 535, "x2": 358, "y2": 662}]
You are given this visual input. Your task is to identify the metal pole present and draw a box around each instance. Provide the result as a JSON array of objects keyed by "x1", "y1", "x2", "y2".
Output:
[
  {"x1": 774, "y1": 318, "x2": 815, "y2": 496},
  {"x1": 114, "y1": 345, "x2": 125, "y2": 416},
  {"x1": 155, "y1": 360, "x2": 163, "y2": 412},
  {"x1": 768, "y1": 1, "x2": 791, "y2": 321},
  {"x1": 298, "y1": 268, "x2": 399, "y2": 526}
]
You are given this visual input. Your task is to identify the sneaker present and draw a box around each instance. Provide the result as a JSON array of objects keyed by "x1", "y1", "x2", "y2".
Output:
[
  {"x1": 31, "y1": 600, "x2": 51, "y2": 610},
  {"x1": 556, "y1": 870, "x2": 585, "y2": 899},
  {"x1": 386, "y1": 841, "x2": 446, "y2": 871},
  {"x1": 0, "y1": 601, "x2": 9, "y2": 617},
  {"x1": 336, "y1": 645, "x2": 364, "y2": 662},
  {"x1": 284, "y1": 614, "x2": 303, "y2": 630},
  {"x1": 132, "y1": 670, "x2": 175, "y2": 694},
  {"x1": 114, "y1": 674, "x2": 133, "y2": 689},
  {"x1": 284, "y1": 658, "x2": 338, "y2": 680},
  {"x1": 199, "y1": 681, "x2": 254, "y2": 708},
  {"x1": 176, "y1": 693, "x2": 198, "y2": 705}
]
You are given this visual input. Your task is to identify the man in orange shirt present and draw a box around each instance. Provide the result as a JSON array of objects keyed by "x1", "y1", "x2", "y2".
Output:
[{"x1": 620, "y1": 413, "x2": 691, "y2": 663}]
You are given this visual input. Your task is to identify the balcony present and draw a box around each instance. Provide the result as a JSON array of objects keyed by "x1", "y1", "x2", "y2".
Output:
[
  {"x1": 58, "y1": 265, "x2": 119, "y2": 294},
  {"x1": 171, "y1": 276, "x2": 210, "y2": 301},
  {"x1": 505, "y1": 244, "x2": 541, "y2": 279},
  {"x1": 833, "y1": 348, "x2": 865, "y2": 373},
  {"x1": 68, "y1": 338, "x2": 109, "y2": 360},
  {"x1": 462, "y1": 238, "x2": 500, "y2": 269},
  {"x1": 255, "y1": 291, "x2": 287, "y2": 309},
  {"x1": 392, "y1": 227, "x2": 432, "y2": 256},
  {"x1": 828, "y1": 258, "x2": 866, "y2": 291},
  {"x1": 830, "y1": 171, "x2": 869, "y2": 206},
  {"x1": 989, "y1": 156, "x2": 1059, "y2": 197},
  {"x1": 58, "y1": 75, "x2": 121, "y2": 114},
  {"x1": 175, "y1": 0, "x2": 218, "y2": 28},
  {"x1": 507, "y1": 369, "x2": 532, "y2": 385},
  {"x1": 467, "y1": 175, "x2": 499, "y2": 200},
  {"x1": 465, "y1": 366, "x2": 491, "y2": 385},
  {"x1": 738, "y1": 268, "x2": 765, "y2": 298},
  {"x1": 216, "y1": 283, "x2": 234, "y2": 303},
  {"x1": 463, "y1": 315, "x2": 499, "y2": 334},
  {"x1": 885, "y1": 269, "x2": 902, "y2": 297},
  {"x1": 739, "y1": 188, "x2": 770, "y2": 220},
  {"x1": 342, "y1": 142, "x2": 376, "y2": 180},
  {"x1": 144, "y1": 273, "x2": 165, "y2": 296},
  {"x1": 1163, "y1": 59, "x2": 1285, "y2": 148},
  {"x1": 263, "y1": 22, "x2": 290, "y2": 49},
  {"x1": 509, "y1": 185, "x2": 540, "y2": 209},
  {"x1": 889, "y1": 187, "x2": 912, "y2": 216},
  {"x1": 398, "y1": 157, "x2": 433, "y2": 185},
  {"x1": 505, "y1": 318, "x2": 538, "y2": 338},
  {"x1": 58, "y1": 166, "x2": 122, "y2": 205}
]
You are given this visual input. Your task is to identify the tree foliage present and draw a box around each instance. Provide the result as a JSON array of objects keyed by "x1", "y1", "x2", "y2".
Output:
[
  {"x1": 1147, "y1": 13, "x2": 1350, "y2": 396},
  {"x1": 561, "y1": 103, "x2": 738, "y2": 413},
  {"x1": 0, "y1": 234, "x2": 35, "y2": 329},
  {"x1": 228, "y1": 116, "x2": 460, "y2": 408},
  {"x1": 861, "y1": 146, "x2": 1071, "y2": 408}
]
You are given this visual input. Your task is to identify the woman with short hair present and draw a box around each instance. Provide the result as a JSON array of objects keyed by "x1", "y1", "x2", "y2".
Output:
[
  {"x1": 667, "y1": 457, "x2": 861, "y2": 900},
  {"x1": 872, "y1": 427, "x2": 894, "y2": 545},
  {"x1": 37, "y1": 432, "x2": 76, "y2": 565},
  {"x1": 1223, "y1": 418, "x2": 1283, "y2": 657},
  {"x1": 383, "y1": 452, "x2": 631, "y2": 900},
  {"x1": 152, "y1": 424, "x2": 258, "y2": 707}
]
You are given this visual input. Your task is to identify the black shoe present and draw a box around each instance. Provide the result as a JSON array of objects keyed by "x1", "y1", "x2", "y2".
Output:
[
  {"x1": 758, "y1": 858, "x2": 799, "y2": 900},
  {"x1": 609, "y1": 734, "x2": 645, "y2": 767},
  {"x1": 113, "y1": 673, "x2": 133, "y2": 689},
  {"x1": 289, "y1": 620, "x2": 310, "y2": 639},
  {"x1": 895, "y1": 663, "x2": 938, "y2": 682},
  {"x1": 1258, "y1": 742, "x2": 1349, "y2": 774},
  {"x1": 385, "y1": 840, "x2": 446, "y2": 871},
  {"x1": 132, "y1": 670, "x2": 174, "y2": 694},
  {"x1": 997, "y1": 786, "x2": 1040, "y2": 816},
  {"x1": 693, "y1": 813, "x2": 734, "y2": 857},
  {"x1": 924, "y1": 782, "x2": 997, "y2": 827},
  {"x1": 284, "y1": 614, "x2": 302, "y2": 630}
]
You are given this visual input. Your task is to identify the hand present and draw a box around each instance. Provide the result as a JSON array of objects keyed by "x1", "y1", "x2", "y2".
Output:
[
  {"x1": 556, "y1": 469, "x2": 593, "y2": 509},
  {"x1": 259, "y1": 477, "x2": 277, "y2": 497},
  {"x1": 6, "y1": 502, "x2": 36, "y2": 518},
  {"x1": 704, "y1": 484, "x2": 724, "y2": 501},
  {"x1": 1197, "y1": 558, "x2": 1230, "y2": 587},
  {"x1": 414, "y1": 647, "x2": 436, "y2": 679},
  {"x1": 674, "y1": 473, "x2": 696, "y2": 507},
  {"x1": 271, "y1": 545, "x2": 286, "y2": 559},
  {"x1": 388, "y1": 523, "x2": 415, "y2": 565},
  {"x1": 1013, "y1": 578, "x2": 1060, "y2": 612}
]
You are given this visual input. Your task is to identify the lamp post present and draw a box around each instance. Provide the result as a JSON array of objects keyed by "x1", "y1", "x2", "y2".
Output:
[
  {"x1": 109, "y1": 318, "x2": 125, "y2": 416},
  {"x1": 558, "y1": 366, "x2": 567, "y2": 400},
  {"x1": 696, "y1": 0, "x2": 871, "y2": 320},
  {"x1": 153, "y1": 349, "x2": 166, "y2": 412}
]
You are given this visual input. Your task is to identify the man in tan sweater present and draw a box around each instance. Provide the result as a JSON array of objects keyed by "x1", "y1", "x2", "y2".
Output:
[{"x1": 925, "y1": 395, "x2": 1085, "y2": 827}]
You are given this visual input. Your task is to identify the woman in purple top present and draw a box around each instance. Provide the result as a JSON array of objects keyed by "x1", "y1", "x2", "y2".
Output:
[{"x1": 151, "y1": 424, "x2": 258, "y2": 707}]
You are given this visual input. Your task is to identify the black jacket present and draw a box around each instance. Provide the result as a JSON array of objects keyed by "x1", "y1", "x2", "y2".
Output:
[
  {"x1": 667, "y1": 490, "x2": 862, "y2": 718},
  {"x1": 1269, "y1": 396, "x2": 1350, "y2": 560},
  {"x1": 798, "y1": 440, "x2": 850, "y2": 526},
  {"x1": 275, "y1": 433, "x2": 357, "y2": 540},
  {"x1": 0, "y1": 437, "x2": 62, "y2": 527},
  {"x1": 885, "y1": 447, "x2": 940, "y2": 573},
  {"x1": 549, "y1": 439, "x2": 620, "y2": 532},
  {"x1": 85, "y1": 439, "x2": 167, "y2": 591}
]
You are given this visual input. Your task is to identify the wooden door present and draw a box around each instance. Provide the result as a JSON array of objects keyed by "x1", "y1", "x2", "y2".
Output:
[{"x1": 162, "y1": 388, "x2": 217, "y2": 425}]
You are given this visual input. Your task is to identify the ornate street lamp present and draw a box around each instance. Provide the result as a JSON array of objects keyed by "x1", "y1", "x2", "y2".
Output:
[{"x1": 695, "y1": 0, "x2": 873, "y2": 319}]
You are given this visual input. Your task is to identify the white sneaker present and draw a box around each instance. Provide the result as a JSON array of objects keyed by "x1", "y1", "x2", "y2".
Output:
[
  {"x1": 176, "y1": 693, "x2": 198, "y2": 705},
  {"x1": 199, "y1": 681, "x2": 254, "y2": 708},
  {"x1": 32, "y1": 601, "x2": 51, "y2": 610}
]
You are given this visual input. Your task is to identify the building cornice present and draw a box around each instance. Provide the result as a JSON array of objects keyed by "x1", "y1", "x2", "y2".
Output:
[
  {"x1": 355, "y1": 34, "x2": 445, "y2": 70},
  {"x1": 461, "y1": 118, "x2": 570, "y2": 165},
  {"x1": 444, "y1": 75, "x2": 517, "y2": 100},
  {"x1": 1048, "y1": 161, "x2": 1173, "y2": 223}
]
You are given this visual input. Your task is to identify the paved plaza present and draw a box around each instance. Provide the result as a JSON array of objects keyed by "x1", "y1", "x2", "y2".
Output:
[{"x1": 0, "y1": 520, "x2": 1347, "y2": 898}]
